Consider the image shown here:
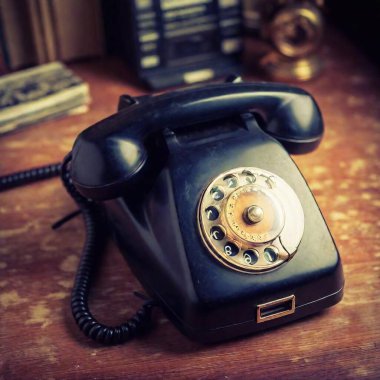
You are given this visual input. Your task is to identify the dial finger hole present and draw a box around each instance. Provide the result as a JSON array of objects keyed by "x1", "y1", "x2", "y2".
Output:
[
  {"x1": 224, "y1": 242, "x2": 239, "y2": 257},
  {"x1": 210, "y1": 226, "x2": 225, "y2": 240},
  {"x1": 210, "y1": 186, "x2": 224, "y2": 201},
  {"x1": 243, "y1": 250, "x2": 259, "y2": 265},
  {"x1": 205, "y1": 206, "x2": 219, "y2": 221},
  {"x1": 264, "y1": 246, "x2": 279, "y2": 263},
  {"x1": 242, "y1": 170, "x2": 256, "y2": 184},
  {"x1": 223, "y1": 174, "x2": 238, "y2": 189}
]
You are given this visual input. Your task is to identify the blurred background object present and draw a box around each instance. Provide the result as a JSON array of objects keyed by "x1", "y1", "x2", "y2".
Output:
[
  {"x1": 0, "y1": 0, "x2": 379, "y2": 88},
  {"x1": 243, "y1": 0, "x2": 325, "y2": 81},
  {"x1": 0, "y1": 0, "x2": 104, "y2": 72},
  {"x1": 0, "y1": 62, "x2": 89, "y2": 135},
  {"x1": 0, "y1": 0, "x2": 244, "y2": 89},
  {"x1": 102, "y1": 0, "x2": 244, "y2": 89}
]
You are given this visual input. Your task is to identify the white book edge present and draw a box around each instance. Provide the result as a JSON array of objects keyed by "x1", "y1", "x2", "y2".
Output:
[
  {"x1": 0, "y1": 62, "x2": 68, "y2": 86},
  {"x1": 0, "y1": 82, "x2": 90, "y2": 124},
  {"x1": 0, "y1": 100, "x2": 90, "y2": 134}
]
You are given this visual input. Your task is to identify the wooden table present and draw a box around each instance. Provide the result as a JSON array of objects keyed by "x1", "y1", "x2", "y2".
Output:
[{"x1": 1, "y1": 28, "x2": 379, "y2": 379}]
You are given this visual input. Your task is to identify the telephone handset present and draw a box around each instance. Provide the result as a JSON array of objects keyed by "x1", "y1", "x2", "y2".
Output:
[
  {"x1": 70, "y1": 82, "x2": 323, "y2": 200},
  {"x1": 68, "y1": 81, "x2": 343, "y2": 342},
  {"x1": 0, "y1": 80, "x2": 344, "y2": 345}
]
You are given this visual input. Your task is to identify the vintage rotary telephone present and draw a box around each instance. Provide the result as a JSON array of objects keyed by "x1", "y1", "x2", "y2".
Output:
[{"x1": 0, "y1": 79, "x2": 344, "y2": 345}]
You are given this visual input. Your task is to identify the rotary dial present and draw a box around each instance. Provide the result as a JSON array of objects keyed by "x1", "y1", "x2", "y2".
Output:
[{"x1": 198, "y1": 167, "x2": 304, "y2": 273}]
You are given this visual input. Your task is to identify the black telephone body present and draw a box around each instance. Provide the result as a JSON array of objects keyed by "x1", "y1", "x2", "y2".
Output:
[{"x1": 70, "y1": 81, "x2": 344, "y2": 343}]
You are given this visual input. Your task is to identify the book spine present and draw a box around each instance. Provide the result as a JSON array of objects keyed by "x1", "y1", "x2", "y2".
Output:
[
  {"x1": 50, "y1": 0, "x2": 104, "y2": 62},
  {"x1": 27, "y1": 0, "x2": 48, "y2": 64},
  {"x1": 38, "y1": 0, "x2": 58, "y2": 62},
  {"x1": 0, "y1": 0, "x2": 37, "y2": 69},
  {"x1": 0, "y1": 3, "x2": 10, "y2": 73}
]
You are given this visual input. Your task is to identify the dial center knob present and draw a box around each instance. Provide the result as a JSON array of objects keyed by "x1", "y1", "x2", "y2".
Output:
[
  {"x1": 224, "y1": 185, "x2": 285, "y2": 244},
  {"x1": 244, "y1": 205, "x2": 264, "y2": 224}
]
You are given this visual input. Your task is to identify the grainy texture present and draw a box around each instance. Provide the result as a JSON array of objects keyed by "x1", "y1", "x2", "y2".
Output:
[{"x1": 1, "y1": 28, "x2": 379, "y2": 379}]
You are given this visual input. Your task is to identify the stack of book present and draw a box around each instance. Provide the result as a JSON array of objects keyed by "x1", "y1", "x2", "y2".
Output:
[{"x1": 0, "y1": 62, "x2": 90, "y2": 135}]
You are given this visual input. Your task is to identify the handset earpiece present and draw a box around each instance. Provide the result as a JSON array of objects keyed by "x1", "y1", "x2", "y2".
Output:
[
  {"x1": 255, "y1": 91, "x2": 323, "y2": 154},
  {"x1": 70, "y1": 82, "x2": 323, "y2": 200}
]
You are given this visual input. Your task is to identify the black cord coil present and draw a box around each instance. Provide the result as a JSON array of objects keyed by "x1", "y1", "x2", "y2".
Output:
[
  {"x1": 0, "y1": 163, "x2": 62, "y2": 190},
  {"x1": 61, "y1": 154, "x2": 156, "y2": 344},
  {"x1": 0, "y1": 155, "x2": 156, "y2": 345}
]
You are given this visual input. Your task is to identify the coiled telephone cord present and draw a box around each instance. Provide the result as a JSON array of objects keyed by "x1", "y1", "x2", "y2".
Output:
[{"x1": 0, "y1": 155, "x2": 156, "y2": 345}]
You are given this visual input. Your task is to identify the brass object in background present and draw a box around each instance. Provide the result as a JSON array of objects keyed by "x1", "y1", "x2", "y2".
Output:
[
  {"x1": 198, "y1": 167, "x2": 304, "y2": 273},
  {"x1": 243, "y1": 0, "x2": 325, "y2": 81},
  {"x1": 269, "y1": 4, "x2": 323, "y2": 58}
]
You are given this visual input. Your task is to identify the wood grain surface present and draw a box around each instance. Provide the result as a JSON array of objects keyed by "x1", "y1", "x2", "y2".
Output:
[{"x1": 1, "y1": 28, "x2": 379, "y2": 379}]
